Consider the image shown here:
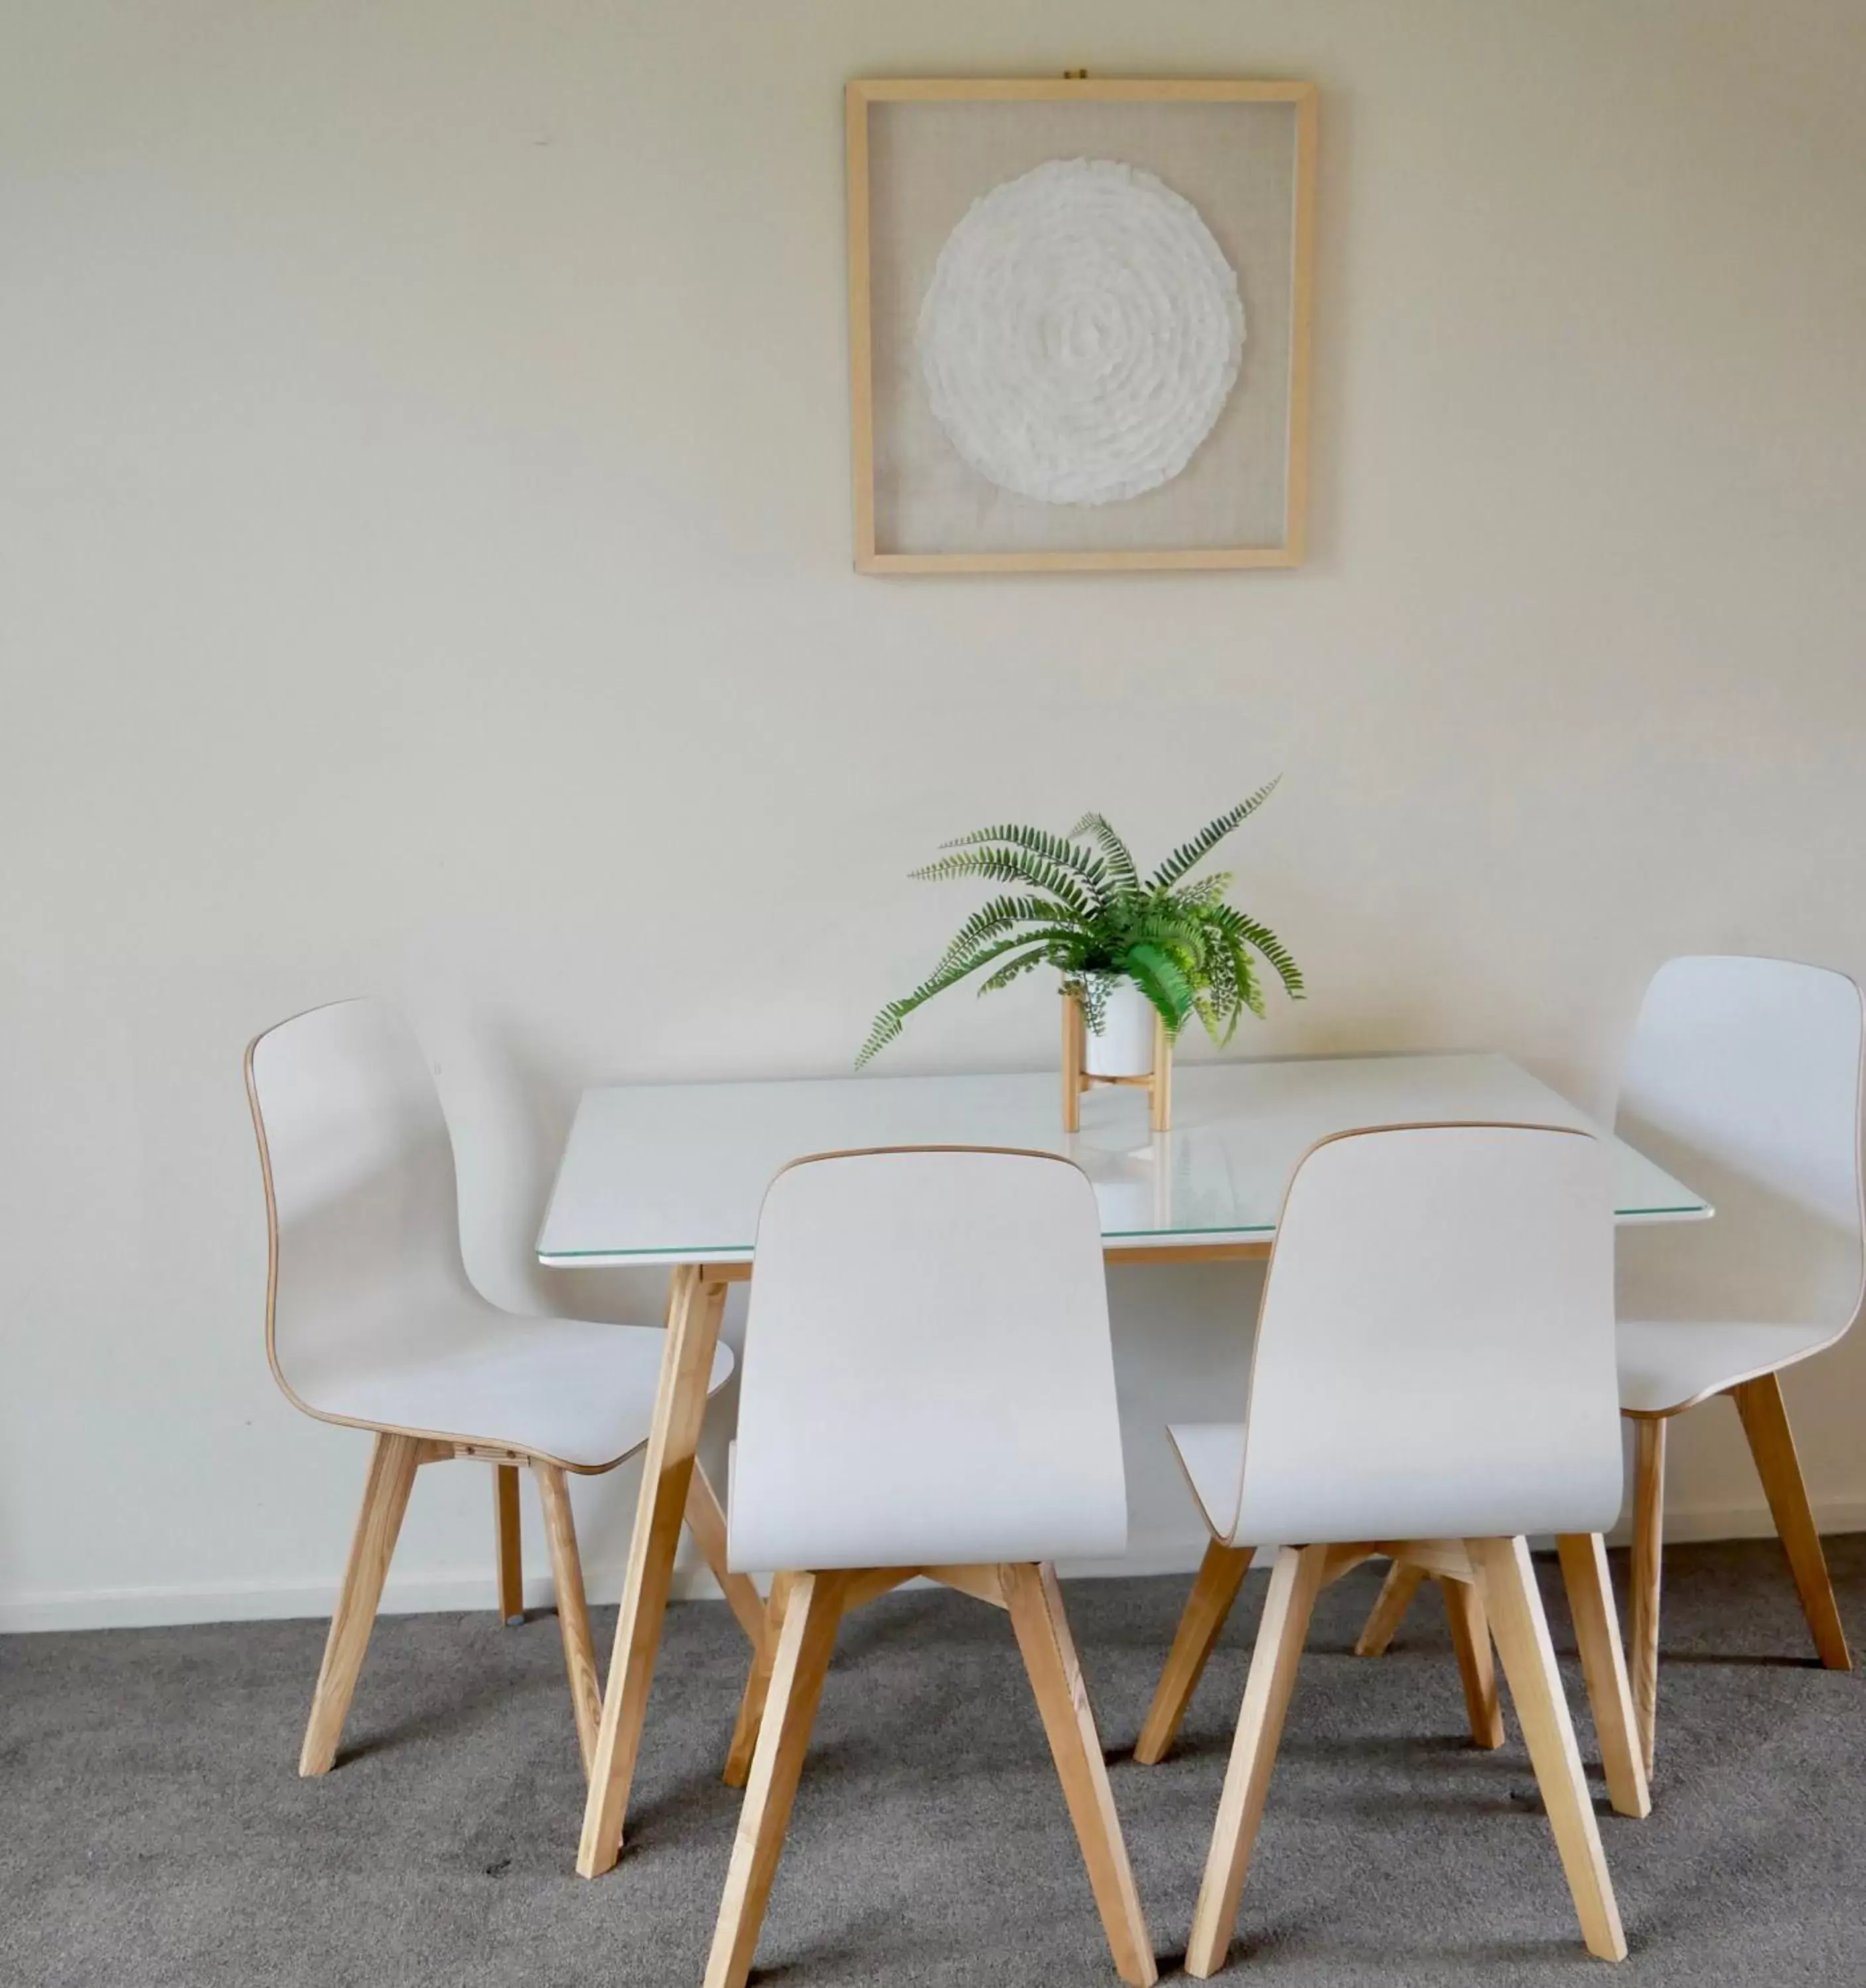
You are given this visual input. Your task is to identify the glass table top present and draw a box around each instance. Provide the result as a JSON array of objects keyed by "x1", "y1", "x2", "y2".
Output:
[{"x1": 536, "y1": 1052, "x2": 1711, "y2": 1268}]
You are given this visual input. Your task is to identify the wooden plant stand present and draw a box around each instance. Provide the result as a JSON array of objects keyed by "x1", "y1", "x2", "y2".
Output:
[{"x1": 1062, "y1": 990, "x2": 1174, "y2": 1134}]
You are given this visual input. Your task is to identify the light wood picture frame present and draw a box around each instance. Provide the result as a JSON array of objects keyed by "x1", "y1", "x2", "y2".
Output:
[{"x1": 847, "y1": 78, "x2": 1318, "y2": 575}]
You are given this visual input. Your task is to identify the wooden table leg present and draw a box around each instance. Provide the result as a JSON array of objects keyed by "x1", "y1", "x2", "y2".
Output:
[
  {"x1": 1555, "y1": 1532, "x2": 1650, "y2": 1819},
  {"x1": 1134, "y1": 1540, "x2": 1254, "y2": 1765},
  {"x1": 576, "y1": 1264, "x2": 730, "y2": 1876},
  {"x1": 1628, "y1": 1415, "x2": 1666, "y2": 1778}
]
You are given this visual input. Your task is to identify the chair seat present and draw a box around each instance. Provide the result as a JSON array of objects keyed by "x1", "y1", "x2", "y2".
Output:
[
  {"x1": 1168, "y1": 1421, "x2": 1247, "y2": 1539},
  {"x1": 292, "y1": 1310, "x2": 734, "y2": 1470},
  {"x1": 1617, "y1": 1319, "x2": 1839, "y2": 1417}
]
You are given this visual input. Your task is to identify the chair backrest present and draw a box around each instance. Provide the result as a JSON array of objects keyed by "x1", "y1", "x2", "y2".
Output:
[
  {"x1": 1614, "y1": 956, "x2": 1865, "y2": 1335},
  {"x1": 246, "y1": 999, "x2": 480, "y2": 1419},
  {"x1": 1225, "y1": 1124, "x2": 1622, "y2": 1546},
  {"x1": 728, "y1": 1147, "x2": 1128, "y2": 1573}
]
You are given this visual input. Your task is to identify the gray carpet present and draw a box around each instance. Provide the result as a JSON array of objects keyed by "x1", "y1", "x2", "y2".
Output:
[{"x1": 4, "y1": 1538, "x2": 1863, "y2": 1987}]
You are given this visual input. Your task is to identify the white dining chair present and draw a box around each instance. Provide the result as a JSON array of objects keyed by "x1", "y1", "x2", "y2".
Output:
[
  {"x1": 1613, "y1": 956, "x2": 1863, "y2": 1765},
  {"x1": 1142, "y1": 1125, "x2": 1642, "y2": 1972},
  {"x1": 245, "y1": 998, "x2": 744, "y2": 1781},
  {"x1": 702, "y1": 1146, "x2": 1156, "y2": 1988},
  {"x1": 1356, "y1": 956, "x2": 1865, "y2": 1773}
]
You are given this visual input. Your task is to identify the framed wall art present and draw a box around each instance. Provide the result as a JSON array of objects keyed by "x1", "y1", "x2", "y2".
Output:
[{"x1": 846, "y1": 77, "x2": 1318, "y2": 574}]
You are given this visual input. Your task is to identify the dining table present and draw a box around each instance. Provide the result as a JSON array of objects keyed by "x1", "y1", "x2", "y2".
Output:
[{"x1": 535, "y1": 1048, "x2": 1711, "y2": 1877}]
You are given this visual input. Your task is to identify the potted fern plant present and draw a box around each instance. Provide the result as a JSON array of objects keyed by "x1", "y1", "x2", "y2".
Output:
[{"x1": 857, "y1": 786, "x2": 1303, "y2": 1083}]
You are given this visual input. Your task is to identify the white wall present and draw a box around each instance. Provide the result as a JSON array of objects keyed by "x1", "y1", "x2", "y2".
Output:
[{"x1": 3, "y1": 1, "x2": 1864, "y2": 1630}]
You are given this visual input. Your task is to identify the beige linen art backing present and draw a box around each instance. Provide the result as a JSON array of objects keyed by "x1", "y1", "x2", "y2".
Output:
[{"x1": 855, "y1": 85, "x2": 1311, "y2": 567}]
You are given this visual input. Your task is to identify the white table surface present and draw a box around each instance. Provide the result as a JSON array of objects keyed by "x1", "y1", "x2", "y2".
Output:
[{"x1": 536, "y1": 1052, "x2": 1710, "y2": 1268}]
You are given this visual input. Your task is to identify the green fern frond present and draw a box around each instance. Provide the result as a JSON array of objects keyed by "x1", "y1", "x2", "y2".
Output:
[
  {"x1": 926, "y1": 895, "x2": 1075, "y2": 977},
  {"x1": 910, "y1": 847, "x2": 1097, "y2": 921},
  {"x1": 1121, "y1": 909, "x2": 1209, "y2": 967},
  {"x1": 855, "y1": 1005, "x2": 910, "y2": 1068},
  {"x1": 1125, "y1": 942, "x2": 1197, "y2": 1033},
  {"x1": 939, "y1": 824, "x2": 1109, "y2": 903},
  {"x1": 1207, "y1": 905, "x2": 1305, "y2": 999},
  {"x1": 1146, "y1": 781, "x2": 1281, "y2": 893},
  {"x1": 1176, "y1": 871, "x2": 1235, "y2": 909},
  {"x1": 1231, "y1": 936, "x2": 1267, "y2": 1022},
  {"x1": 973, "y1": 944, "x2": 1059, "y2": 995},
  {"x1": 855, "y1": 932, "x2": 1055, "y2": 1066},
  {"x1": 1065, "y1": 971, "x2": 1112, "y2": 1033},
  {"x1": 1203, "y1": 936, "x2": 1238, "y2": 1016},
  {"x1": 1044, "y1": 929, "x2": 1098, "y2": 977},
  {"x1": 1066, "y1": 812, "x2": 1140, "y2": 899}
]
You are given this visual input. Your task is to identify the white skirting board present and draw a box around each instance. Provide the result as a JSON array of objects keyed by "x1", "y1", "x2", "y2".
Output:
[{"x1": 4, "y1": 1496, "x2": 1862, "y2": 1634}]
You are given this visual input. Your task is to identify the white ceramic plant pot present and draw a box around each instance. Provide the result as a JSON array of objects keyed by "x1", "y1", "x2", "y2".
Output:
[{"x1": 1083, "y1": 977, "x2": 1158, "y2": 1079}]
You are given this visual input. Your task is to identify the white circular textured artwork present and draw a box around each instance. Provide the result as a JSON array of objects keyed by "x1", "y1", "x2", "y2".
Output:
[{"x1": 915, "y1": 158, "x2": 1245, "y2": 507}]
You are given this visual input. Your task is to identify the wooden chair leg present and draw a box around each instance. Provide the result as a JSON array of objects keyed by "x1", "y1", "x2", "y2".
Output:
[
  {"x1": 494, "y1": 1463, "x2": 525, "y2": 1626},
  {"x1": 726, "y1": 1571, "x2": 923, "y2": 1788},
  {"x1": 1134, "y1": 1539, "x2": 1254, "y2": 1765},
  {"x1": 1729, "y1": 1372, "x2": 1853, "y2": 1671},
  {"x1": 1441, "y1": 1574, "x2": 1506, "y2": 1749},
  {"x1": 1004, "y1": 1563, "x2": 1158, "y2": 1988},
  {"x1": 578, "y1": 1267, "x2": 730, "y2": 1877},
  {"x1": 1467, "y1": 1537, "x2": 1626, "y2": 1963},
  {"x1": 1354, "y1": 1558, "x2": 1426, "y2": 1658},
  {"x1": 1185, "y1": 1543, "x2": 1329, "y2": 1979},
  {"x1": 1627, "y1": 1415, "x2": 1666, "y2": 1777},
  {"x1": 300, "y1": 1431, "x2": 423, "y2": 1777},
  {"x1": 724, "y1": 1571, "x2": 795, "y2": 1789},
  {"x1": 534, "y1": 1463, "x2": 602, "y2": 1779},
  {"x1": 1555, "y1": 1533, "x2": 1650, "y2": 1819},
  {"x1": 704, "y1": 1571, "x2": 848, "y2": 1988}
]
